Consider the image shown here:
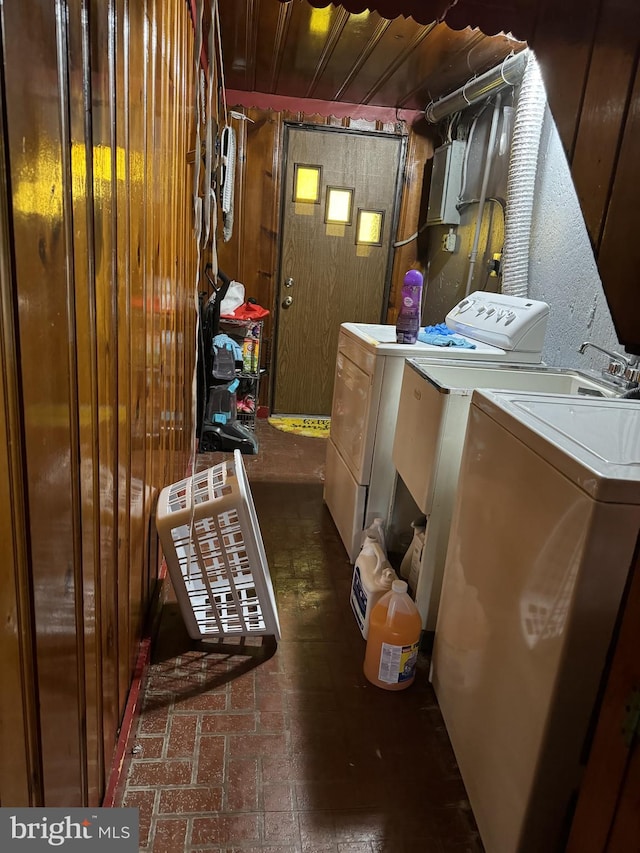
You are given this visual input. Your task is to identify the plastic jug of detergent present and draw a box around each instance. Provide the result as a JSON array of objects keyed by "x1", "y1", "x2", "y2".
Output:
[
  {"x1": 399, "y1": 516, "x2": 427, "y2": 594},
  {"x1": 364, "y1": 579, "x2": 422, "y2": 690},
  {"x1": 350, "y1": 536, "x2": 397, "y2": 640}
]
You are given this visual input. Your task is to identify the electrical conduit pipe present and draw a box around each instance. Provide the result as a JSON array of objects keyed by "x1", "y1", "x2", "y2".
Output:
[
  {"x1": 464, "y1": 93, "x2": 502, "y2": 297},
  {"x1": 501, "y1": 53, "x2": 547, "y2": 299}
]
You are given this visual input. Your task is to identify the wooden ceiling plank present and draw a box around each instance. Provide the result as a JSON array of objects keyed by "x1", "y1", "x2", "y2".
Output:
[
  {"x1": 248, "y1": 0, "x2": 285, "y2": 96},
  {"x1": 391, "y1": 23, "x2": 481, "y2": 108},
  {"x1": 270, "y1": 2, "x2": 350, "y2": 99},
  {"x1": 305, "y1": 7, "x2": 350, "y2": 99},
  {"x1": 446, "y1": 0, "x2": 540, "y2": 42},
  {"x1": 273, "y1": 0, "x2": 538, "y2": 41},
  {"x1": 310, "y1": 11, "x2": 392, "y2": 102},
  {"x1": 269, "y1": 1, "x2": 293, "y2": 94},
  {"x1": 218, "y1": 0, "x2": 248, "y2": 91},
  {"x1": 339, "y1": 15, "x2": 437, "y2": 104},
  {"x1": 392, "y1": 27, "x2": 486, "y2": 109},
  {"x1": 360, "y1": 23, "x2": 436, "y2": 105},
  {"x1": 333, "y1": 17, "x2": 392, "y2": 101},
  {"x1": 220, "y1": 2, "x2": 524, "y2": 113},
  {"x1": 246, "y1": 0, "x2": 259, "y2": 91}
]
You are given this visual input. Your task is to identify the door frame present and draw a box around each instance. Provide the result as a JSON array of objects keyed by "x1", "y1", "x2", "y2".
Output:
[{"x1": 270, "y1": 122, "x2": 407, "y2": 414}]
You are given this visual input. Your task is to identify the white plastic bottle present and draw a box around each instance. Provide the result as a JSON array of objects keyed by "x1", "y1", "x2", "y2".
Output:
[
  {"x1": 350, "y1": 536, "x2": 397, "y2": 640},
  {"x1": 364, "y1": 579, "x2": 422, "y2": 691},
  {"x1": 361, "y1": 516, "x2": 387, "y2": 554},
  {"x1": 399, "y1": 517, "x2": 427, "y2": 593}
]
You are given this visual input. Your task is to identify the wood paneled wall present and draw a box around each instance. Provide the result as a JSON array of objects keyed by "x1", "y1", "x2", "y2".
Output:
[
  {"x1": 217, "y1": 107, "x2": 432, "y2": 409},
  {"x1": 0, "y1": 0, "x2": 196, "y2": 807},
  {"x1": 529, "y1": 0, "x2": 640, "y2": 353}
]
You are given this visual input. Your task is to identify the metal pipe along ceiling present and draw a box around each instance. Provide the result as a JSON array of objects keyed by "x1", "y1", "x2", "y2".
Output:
[{"x1": 424, "y1": 49, "x2": 529, "y2": 123}]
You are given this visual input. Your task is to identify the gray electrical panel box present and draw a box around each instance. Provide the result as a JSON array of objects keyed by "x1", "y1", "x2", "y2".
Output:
[{"x1": 426, "y1": 140, "x2": 465, "y2": 226}]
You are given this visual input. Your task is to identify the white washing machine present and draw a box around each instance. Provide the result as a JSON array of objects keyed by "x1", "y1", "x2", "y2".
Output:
[
  {"x1": 431, "y1": 389, "x2": 640, "y2": 853},
  {"x1": 324, "y1": 291, "x2": 549, "y2": 562},
  {"x1": 392, "y1": 360, "x2": 615, "y2": 630}
]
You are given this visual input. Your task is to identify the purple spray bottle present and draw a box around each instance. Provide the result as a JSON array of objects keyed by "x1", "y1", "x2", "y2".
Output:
[{"x1": 395, "y1": 269, "x2": 424, "y2": 345}]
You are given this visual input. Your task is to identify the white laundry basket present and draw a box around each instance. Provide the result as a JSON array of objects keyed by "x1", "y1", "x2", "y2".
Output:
[{"x1": 156, "y1": 450, "x2": 280, "y2": 641}]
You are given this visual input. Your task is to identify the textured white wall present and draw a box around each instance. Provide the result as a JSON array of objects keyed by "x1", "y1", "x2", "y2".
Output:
[{"x1": 528, "y1": 107, "x2": 624, "y2": 371}]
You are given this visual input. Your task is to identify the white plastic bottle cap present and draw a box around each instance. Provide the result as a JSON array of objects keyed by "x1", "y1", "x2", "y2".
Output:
[{"x1": 392, "y1": 580, "x2": 408, "y2": 594}]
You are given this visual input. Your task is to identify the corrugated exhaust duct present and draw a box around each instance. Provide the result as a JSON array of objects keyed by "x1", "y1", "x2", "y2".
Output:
[{"x1": 501, "y1": 53, "x2": 547, "y2": 299}]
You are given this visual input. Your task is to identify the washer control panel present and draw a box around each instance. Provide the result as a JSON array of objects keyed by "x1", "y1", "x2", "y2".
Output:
[{"x1": 446, "y1": 291, "x2": 549, "y2": 353}]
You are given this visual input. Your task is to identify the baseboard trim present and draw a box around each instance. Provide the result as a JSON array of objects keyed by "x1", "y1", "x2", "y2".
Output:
[
  {"x1": 103, "y1": 549, "x2": 170, "y2": 806},
  {"x1": 102, "y1": 636, "x2": 151, "y2": 807}
]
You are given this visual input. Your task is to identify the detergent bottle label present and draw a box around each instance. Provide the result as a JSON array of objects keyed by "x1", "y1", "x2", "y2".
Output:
[
  {"x1": 350, "y1": 565, "x2": 367, "y2": 633},
  {"x1": 378, "y1": 641, "x2": 419, "y2": 684}
]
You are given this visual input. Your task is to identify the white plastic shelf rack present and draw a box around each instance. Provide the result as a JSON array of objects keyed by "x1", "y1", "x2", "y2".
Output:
[{"x1": 156, "y1": 450, "x2": 280, "y2": 641}]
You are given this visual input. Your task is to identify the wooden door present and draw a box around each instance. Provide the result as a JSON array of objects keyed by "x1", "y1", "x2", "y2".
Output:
[{"x1": 273, "y1": 126, "x2": 404, "y2": 415}]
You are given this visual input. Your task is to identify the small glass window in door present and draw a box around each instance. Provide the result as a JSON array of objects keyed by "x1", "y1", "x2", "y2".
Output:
[
  {"x1": 293, "y1": 164, "x2": 322, "y2": 203},
  {"x1": 356, "y1": 209, "x2": 384, "y2": 246},
  {"x1": 325, "y1": 187, "x2": 353, "y2": 225}
]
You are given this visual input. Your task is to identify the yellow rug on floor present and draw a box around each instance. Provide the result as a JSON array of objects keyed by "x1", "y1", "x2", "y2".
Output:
[{"x1": 268, "y1": 416, "x2": 330, "y2": 438}]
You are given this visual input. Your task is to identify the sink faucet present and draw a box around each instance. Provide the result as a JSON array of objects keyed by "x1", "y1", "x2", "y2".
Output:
[{"x1": 579, "y1": 341, "x2": 639, "y2": 389}]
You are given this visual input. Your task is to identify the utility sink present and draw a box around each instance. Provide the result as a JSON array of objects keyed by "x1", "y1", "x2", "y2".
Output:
[
  {"x1": 407, "y1": 360, "x2": 619, "y2": 398},
  {"x1": 392, "y1": 359, "x2": 620, "y2": 630}
]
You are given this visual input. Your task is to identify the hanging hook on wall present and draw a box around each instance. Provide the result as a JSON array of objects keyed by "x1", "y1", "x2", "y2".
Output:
[
  {"x1": 462, "y1": 75, "x2": 476, "y2": 106},
  {"x1": 229, "y1": 110, "x2": 256, "y2": 123},
  {"x1": 500, "y1": 51, "x2": 516, "y2": 87}
]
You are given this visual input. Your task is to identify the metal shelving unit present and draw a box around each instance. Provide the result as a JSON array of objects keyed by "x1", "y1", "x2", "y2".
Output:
[{"x1": 217, "y1": 317, "x2": 263, "y2": 430}]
